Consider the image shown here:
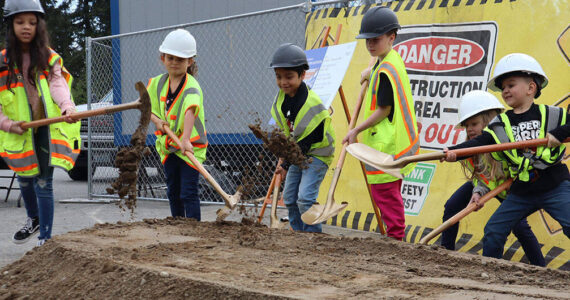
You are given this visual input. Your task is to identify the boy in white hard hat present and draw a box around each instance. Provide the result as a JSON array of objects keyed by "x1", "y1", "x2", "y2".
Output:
[
  {"x1": 149, "y1": 29, "x2": 207, "y2": 219},
  {"x1": 444, "y1": 53, "x2": 569, "y2": 262},
  {"x1": 441, "y1": 90, "x2": 545, "y2": 266}
]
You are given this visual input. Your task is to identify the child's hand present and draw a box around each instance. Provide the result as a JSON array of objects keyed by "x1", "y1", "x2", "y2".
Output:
[
  {"x1": 342, "y1": 128, "x2": 360, "y2": 145},
  {"x1": 469, "y1": 192, "x2": 484, "y2": 211},
  {"x1": 62, "y1": 108, "x2": 77, "y2": 123},
  {"x1": 546, "y1": 133, "x2": 561, "y2": 148},
  {"x1": 9, "y1": 121, "x2": 26, "y2": 135},
  {"x1": 274, "y1": 165, "x2": 286, "y2": 178},
  {"x1": 153, "y1": 119, "x2": 168, "y2": 131},
  {"x1": 441, "y1": 148, "x2": 457, "y2": 162},
  {"x1": 180, "y1": 139, "x2": 194, "y2": 156},
  {"x1": 360, "y1": 67, "x2": 372, "y2": 85}
]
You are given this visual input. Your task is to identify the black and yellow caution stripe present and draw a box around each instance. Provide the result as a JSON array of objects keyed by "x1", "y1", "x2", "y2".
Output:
[
  {"x1": 307, "y1": 0, "x2": 519, "y2": 25},
  {"x1": 328, "y1": 209, "x2": 569, "y2": 270}
]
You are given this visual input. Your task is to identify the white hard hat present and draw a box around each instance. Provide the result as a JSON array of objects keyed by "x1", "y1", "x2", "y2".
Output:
[
  {"x1": 457, "y1": 90, "x2": 504, "y2": 126},
  {"x1": 487, "y1": 53, "x2": 548, "y2": 92},
  {"x1": 159, "y1": 29, "x2": 197, "y2": 58}
]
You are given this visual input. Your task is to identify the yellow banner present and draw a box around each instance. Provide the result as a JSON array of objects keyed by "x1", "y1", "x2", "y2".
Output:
[{"x1": 306, "y1": 0, "x2": 569, "y2": 270}]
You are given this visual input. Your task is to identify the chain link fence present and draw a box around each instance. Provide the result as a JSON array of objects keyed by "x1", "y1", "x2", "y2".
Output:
[{"x1": 85, "y1": 4, "x2": 306, "y2": 203}]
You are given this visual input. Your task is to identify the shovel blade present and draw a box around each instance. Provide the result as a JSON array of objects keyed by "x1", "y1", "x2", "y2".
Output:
[
  {"x1": 226, "y1": 192, "x2": 241, "y2": 209},
  {"x1": 301, "y1": 201, "x2": 348, "y2": 225},
  {"x1": 346, "y1": 143, "x2": 404, "y2": 179}
]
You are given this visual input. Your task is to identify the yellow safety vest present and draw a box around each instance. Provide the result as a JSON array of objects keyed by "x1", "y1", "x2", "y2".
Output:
[
  {"x1": 0, "y1": 49, "x2": 80, "y2": 177},
  {"x1": 484, "y1": 104, "x2": 567, "y2": 182},
  {"x1": 271, "y1": 88, "x2": 335, "y2": 165},
  {"x1": 466, "y1": 157, "x2": 508, "y2": 200},
  {"x1": 148, "y1": 73, "x2": 207, "y2": 168},
  {"x1": 362, "y1": 49, "x2": 419, "y2": 184}
]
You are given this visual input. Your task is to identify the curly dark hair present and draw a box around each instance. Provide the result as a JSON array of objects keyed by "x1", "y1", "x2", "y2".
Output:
[{"x1": 4, "y1": 13, "x2": 51, "y2": 93}]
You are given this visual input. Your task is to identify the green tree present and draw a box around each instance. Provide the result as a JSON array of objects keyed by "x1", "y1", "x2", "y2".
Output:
[{"x1": 0, "y1": 0, "x2": 110, "y2": 105}]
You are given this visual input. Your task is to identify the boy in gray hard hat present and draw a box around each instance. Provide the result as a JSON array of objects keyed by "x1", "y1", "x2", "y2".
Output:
[
  {"x1": 270, "y1": 43, "x2": 336, "y2": 233},
  {"x1": 342, "y1": 6, "x2": 419, "y2": 240}
]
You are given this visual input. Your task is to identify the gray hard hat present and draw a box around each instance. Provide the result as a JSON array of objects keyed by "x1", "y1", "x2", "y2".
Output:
[
  {"x1": 3, "y1": 0, "x2": 45, "y2": 19},
  {"x1": 270, "y1": 43, "x2": 309, "y2": 69},
  {"x1": 356, "y1": 6, "x2": 400, "y2": 39}
]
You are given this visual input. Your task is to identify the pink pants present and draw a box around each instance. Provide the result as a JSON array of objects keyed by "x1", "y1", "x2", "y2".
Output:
[{"x1": 370, "y1": 180, "x2": 405, "y2": 241}]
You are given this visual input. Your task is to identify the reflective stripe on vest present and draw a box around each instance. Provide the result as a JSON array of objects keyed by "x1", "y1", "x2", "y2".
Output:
[
  {"x1": 0, "y1": 149, "x2": 37, "y2": 171},
  {"x1": 292, "y1": 103, "x2": 327, "y2": 139},
  {"x1": 272, "y1": 94, "x2": 285, "y2": 130},
  {"x1": 362, "y1": 50, "x2": 419, "y2": 183},
  {"x1": 308, "y1": 131, "x2": 334, "y2": 157}
]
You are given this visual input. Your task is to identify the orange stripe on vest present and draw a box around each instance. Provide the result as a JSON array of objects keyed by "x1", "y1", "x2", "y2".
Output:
[
  {"x1": 9, "y1": 163, "x2": 38, "y2": 172},
  {"x1": 0, "y1": 150, "x2": 34, "y2": 159}
]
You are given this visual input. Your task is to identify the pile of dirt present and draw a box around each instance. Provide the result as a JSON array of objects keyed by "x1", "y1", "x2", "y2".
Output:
[
  {"x1": 106, "y1": 82, "x2": 151, "y2": 213},
  {"x1": 248, "y1": 123, "x2": 310, "y2": 168},
  {"x1": 1, "y1": 218, "x2": 568, "y2": 299}
]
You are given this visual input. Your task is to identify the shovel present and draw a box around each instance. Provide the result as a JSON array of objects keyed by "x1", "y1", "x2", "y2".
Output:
[
  {"x1": 419, "y1": 177, "x2": 514, "y2": 245},
  {"x1": 151, "y1": 114, "x2": 241, "y2": 220},
  {"x1": 346, "y1": 137, "x2": 570, "y2": 179},
  {"x1": 21, "y1": 87, "x2": 150, "y2": 129},
  {"x1": 269, "y1": 173, "x2": 288, "y2": 229},
  {"x1": 301, "y1": 80, "x2": 370, "y2": 225}
]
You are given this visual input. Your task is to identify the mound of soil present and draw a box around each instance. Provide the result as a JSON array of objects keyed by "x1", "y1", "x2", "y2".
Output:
[{"x1": 0, "y1": 219, "x2": 568, "y2": 299}]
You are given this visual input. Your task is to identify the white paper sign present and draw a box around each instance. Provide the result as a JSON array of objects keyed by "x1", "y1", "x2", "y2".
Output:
[{"x1": 304, "y1": 42, "x2": 357, "y2": 109}]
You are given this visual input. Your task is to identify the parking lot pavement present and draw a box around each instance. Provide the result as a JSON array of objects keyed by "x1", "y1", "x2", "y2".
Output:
[{"x1": 0, "y1": 169, "x2": 381, "y2": 269}]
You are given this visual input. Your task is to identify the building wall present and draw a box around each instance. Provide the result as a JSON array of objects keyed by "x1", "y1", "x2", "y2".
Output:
[{"x1": 113, "y1": 0, "x2": 305, "y2": 34}]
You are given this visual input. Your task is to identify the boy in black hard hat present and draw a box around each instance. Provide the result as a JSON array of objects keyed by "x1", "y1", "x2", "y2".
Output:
[
  {"x1": 342, "y1": 6, "x2": 419, "y2": 240},
  {"x1": 270, "y1": 43, "x2": 336, "y2": 233}
]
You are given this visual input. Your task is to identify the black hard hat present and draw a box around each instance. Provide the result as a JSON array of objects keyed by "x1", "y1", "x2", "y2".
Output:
[
  {"x1": 3, "y1": 0, "x2": 45, "y2": 19},
  {"x1": 356, "y1": 6, "x2": 400, "y2": 39},
  {"x1": 270, "y1": 43, "x2": 309, "y2": 70}
]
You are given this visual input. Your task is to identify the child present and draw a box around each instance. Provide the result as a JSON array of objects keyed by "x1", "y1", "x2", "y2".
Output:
[
  {"x1": 342, "y1": 6, "x2": 419, "y2": 240},
  {"x1": 441, "y1": 90, "x2": 545, "y2": 266},
  {"x1": 149, "y1": 29, "x2": 207, "y2": 220},
  {"x1": 445, "y1": 53, "x2": 569, "y2": 261},
  {"x1": 0, "y1": 0, "x2": 80, "y2": 246},
  {"x1": 270, "y1": 43, "x2": 335, "y2": 233}
]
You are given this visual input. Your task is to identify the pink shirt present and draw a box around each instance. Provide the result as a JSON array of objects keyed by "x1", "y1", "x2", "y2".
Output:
[{"x1": 0, "y1": 52, "x2": 74, "y2": 132}]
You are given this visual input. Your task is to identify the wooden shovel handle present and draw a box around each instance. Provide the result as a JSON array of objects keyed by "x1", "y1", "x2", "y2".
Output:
[
  {"x1": 451, "y1": 138, "x2": 570, "y2": 157},
  {"x1": 327, "y1": 80, "x2": 370, "y2": 202},
  {"x1": 151, "y1": 114, "x2": 231, "y2": 198},
  {"x1": 21, "y1": 99, "x2": 141, "y2": 129},
  {"x1": 401, "y1": 152, "x2": 446, "y2": 164},
  {"x1": 419, "y1": 178, "x2": 514, "y2": 245}
]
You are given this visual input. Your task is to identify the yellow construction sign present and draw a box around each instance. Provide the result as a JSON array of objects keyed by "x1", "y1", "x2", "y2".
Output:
[{"x1": 307, "y1": 0, "x2": 570, "y2": 270}]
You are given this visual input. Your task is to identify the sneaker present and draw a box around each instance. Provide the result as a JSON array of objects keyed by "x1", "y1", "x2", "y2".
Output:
[
  {"x1": 12, "y1": 217, "x2": 40, "y2": 244},
  {"x1": 36, "y1": 239, "x2": 46, "y2": 247}
]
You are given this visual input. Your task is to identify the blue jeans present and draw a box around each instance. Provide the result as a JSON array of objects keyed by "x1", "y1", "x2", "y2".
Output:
[
  {"x1": 483, "y1": 180, "x2": 570, "y2": 261},
  {"x1": 18, "y1": 126, "x2": 55, "y2": 240},
  {"x1": 442, "y1": 181, "x2": 545, "y2": 266},
  {"x1": 282, "y1": 157, "x2": 328, "y2": 233},
  {"x1": 164, "y1": 154, "x2": 200, "y2": 220}
]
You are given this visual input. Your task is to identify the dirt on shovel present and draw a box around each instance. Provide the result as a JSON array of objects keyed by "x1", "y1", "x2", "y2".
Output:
[
  {"x1": 248, "y1": 123, "x2": 310, "y2": 169},
  {"x1": 106, "y1": 92, "x2": 151, "y2": 213}
]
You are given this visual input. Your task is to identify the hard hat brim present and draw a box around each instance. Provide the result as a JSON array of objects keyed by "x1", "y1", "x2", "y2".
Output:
[
  {"x1": 159, "y1": 47, "x2": 195, "y2": 59},
  {"x1": 355, "y1": 32, "x2": 383, "y2": 39},
  {"x1": 269, "y1": 63, "x2": 309, "y2": 69}
]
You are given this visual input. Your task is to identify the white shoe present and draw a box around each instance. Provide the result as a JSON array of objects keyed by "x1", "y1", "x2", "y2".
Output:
[{"x1": 36, "y1": 239, "x2": 46, "y2": 247}]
